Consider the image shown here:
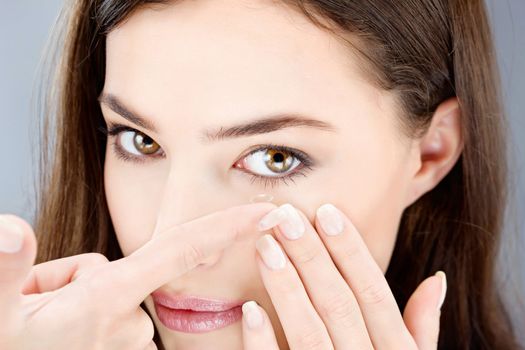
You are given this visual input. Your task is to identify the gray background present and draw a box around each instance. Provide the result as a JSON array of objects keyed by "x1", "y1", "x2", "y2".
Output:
[{"x1": 1, "y1": 0, "x2": 523, "y2": 344}]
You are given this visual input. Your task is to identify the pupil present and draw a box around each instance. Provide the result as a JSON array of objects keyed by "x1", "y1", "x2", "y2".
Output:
[{"x1": 273, "y1": 152, "x2": 284, "y2": 163}]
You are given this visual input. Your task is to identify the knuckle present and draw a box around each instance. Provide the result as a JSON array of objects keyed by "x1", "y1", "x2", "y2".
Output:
[
  {"x1": 69, "y1": 253, "x2": 110, "y2": 283},
  {"x1": 341, "y1": 241, "x2": 361, "y2": 261},
  {"x1": 272, "y1": 276, "x2": 303, "y2": 297},
  {"x1": 231, "y1": 221, "x2": 245, "y2": 242},
  {"x1": 74, "y1": 267, "x2": 99, "y2": 293},
  {"x1": 179, "y1": 241, "x2": 203, "y2": 271},
  {"x1": 68, "y1": 284, "x2": 111, "y2": 330},
  {"x1": 84, "y1": 252, "x2": 110, "y2": 265},
  {"x1": 293, "y1": 244, "x2": 323, "y2": 265},
  {"x1": 358, "y1": 281, "x2": 390, "y2": 306},
  {"x1": 75, "y1": 264, "x2": 118, "y2": 312},
  {"x1": 83, "y1": 265, "x2": 112, "y2": 293},
  {"x1": 291, "y1": 326, "x2": 331, "y2": 350},
  {"x1": 318, "y1": 290, "x2": 358, "y2": 325}
]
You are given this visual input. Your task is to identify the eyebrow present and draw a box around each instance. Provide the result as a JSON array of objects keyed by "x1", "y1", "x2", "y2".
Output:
[{"x1": 98, "y1": 93, "x2": 337, "y2": 142}]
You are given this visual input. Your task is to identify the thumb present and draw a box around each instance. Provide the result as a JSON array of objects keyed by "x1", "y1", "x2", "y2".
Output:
[
  {"x1": 0, "y1": 215, "x2": 37, "y2": 315},
  {"x1": 403, "y1": 271, "x2": 447, "y2": 350}
]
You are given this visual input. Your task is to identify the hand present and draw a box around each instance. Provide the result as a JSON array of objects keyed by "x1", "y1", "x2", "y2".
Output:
[
  {"x1": 0, "y1": 202, "x2": 278, "y2": 350},
  {"x1": 241, "y1": 203, "x2": 447, "y2": 350}
]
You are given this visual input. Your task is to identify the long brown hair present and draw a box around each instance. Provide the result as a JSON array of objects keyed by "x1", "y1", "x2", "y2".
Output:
[{"x1": 33, "y1": 0, "x2": 521, "y2": 349}]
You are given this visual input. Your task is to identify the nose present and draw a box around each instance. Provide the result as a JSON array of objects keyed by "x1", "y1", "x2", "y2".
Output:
[
  {"x1": 152, "y1": 160, "x2": 276, "y2": 270},
  {"x1": 152, "y1": 165, "x2": 227, "y2": 268},
  {"x1": 153, "y1": 172, "x2": 209, "y2": 232},
  {"x1": 154, "y1": 156, "x2": 277, "y2": 269}
]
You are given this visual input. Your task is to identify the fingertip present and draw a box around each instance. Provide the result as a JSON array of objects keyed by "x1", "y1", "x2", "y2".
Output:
[
  {"x1": 241, "y1": 300, "x2": 280, "y2": 350},
  {"x1": 0, "y1": 215, "x2": 38, "y2": 307},
  {"x1": 242, "y1": 300, "x2": 265, "y2": 330},
  {"x1": 0, "y1": 214, "x2": 37, "y2": 257},
  {"x1": 0, "y1": 215, "x2": 25, "y2": 254},
  {"x1": 434, "y1": 271, "x2": 447, "y2": 311},
  {"x1": 404, "y1": 272, "x2": 446, "y2": 350}
]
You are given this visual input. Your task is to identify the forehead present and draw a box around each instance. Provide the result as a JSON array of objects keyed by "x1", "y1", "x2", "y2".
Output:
[{"x1": 103, "y1": 0, "x2": 391, "y2": 137}]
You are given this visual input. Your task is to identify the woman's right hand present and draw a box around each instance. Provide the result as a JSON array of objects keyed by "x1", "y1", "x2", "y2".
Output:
[{"x1": 0, "y1": 202, "x2": 277, "y2": 350}]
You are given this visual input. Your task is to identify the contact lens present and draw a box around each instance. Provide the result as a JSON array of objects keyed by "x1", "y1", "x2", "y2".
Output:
[{"x1": 249, "y1": 193, "x2": 274, "y2": 203}]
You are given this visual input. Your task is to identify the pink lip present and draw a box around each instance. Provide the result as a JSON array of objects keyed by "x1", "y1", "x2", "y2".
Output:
[
  {"x1": 151, "y1": 291, "x2": 243, "y2": 311},
  {"x1": 151, "y1": 291, "x2": 244, "y2": 333}
]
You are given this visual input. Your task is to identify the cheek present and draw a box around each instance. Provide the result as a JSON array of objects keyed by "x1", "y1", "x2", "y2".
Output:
[
  {"x1": 283, "y1": 130, "x2": 411, "y2": 273},
  {"x1": 104, "y1": 155, "x2": 162, "y2": 256},
  {"x1": 347, "y1": 147, "x2": 409, "y2": 271}
]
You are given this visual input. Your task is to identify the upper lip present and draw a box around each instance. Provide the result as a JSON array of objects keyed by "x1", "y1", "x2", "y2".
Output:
[{"x1": 151, "y1": 291, "x2": 244, "y2": 312}]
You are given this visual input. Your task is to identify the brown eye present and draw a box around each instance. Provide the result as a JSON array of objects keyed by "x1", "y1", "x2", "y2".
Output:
[
  {"x1": 133, "y1": 132, "x2": 160, "y2": 155},
  {"x1": 232, "y1": 144, "x2": 315, "y2": 188},
  {"x1": 237, "y1": 148, "x2": 301, "y2": 176},
  {"x1": 263, "y1": 149, "x2": 295, "y2": 173},
  {"x1": 117, "y1": 130, "x2": 162, "y2": 157}
]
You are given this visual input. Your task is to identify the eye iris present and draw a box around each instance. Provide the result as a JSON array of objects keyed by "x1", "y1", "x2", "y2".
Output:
[
  {"x1": 264, "y1": 150, "x2": 293, "y2": 173},
  {"x1": 133, "y1": 133, "x2": 159, "y2": 155}
]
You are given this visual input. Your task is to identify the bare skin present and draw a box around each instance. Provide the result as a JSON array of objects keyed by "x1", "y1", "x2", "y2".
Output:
[
  {"x1": 0, "y1": 203, "x2": 277, "y2": 349},
  {"x1": 0, "y1": 0, "x2": 463, "y2": 349},
  {"x1": 100, "y1": 1, "x2": 461, "y2": 348}
]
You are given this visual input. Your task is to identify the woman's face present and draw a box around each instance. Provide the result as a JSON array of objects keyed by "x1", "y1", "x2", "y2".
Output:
[{"x1": 101, "y1": 1, "x2": 420, "y2": 349}]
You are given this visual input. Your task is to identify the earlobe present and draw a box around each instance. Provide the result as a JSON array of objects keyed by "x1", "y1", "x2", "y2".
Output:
[{"x1": 405, "y1": 97, "x2": 464, "y2": 207}]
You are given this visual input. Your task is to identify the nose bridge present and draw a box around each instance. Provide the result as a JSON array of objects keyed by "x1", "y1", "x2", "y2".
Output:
[
  {"x1": 151, "y1": 159, "x2": 274, "y2": 270},
  {"x1": 153, "y1": 163, "x2": 209, "y2": 235},
  {"x1": 154, "y1": 164, "x2": 222, "y2": 268},
  {"x1": 153, "y1": 150, "x2": 257, "y2": 233}
]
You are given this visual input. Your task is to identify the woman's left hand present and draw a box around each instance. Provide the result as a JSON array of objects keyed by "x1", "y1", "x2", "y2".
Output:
[{"x1": 241, "y1": 203, "x2": 446, "y2": 350}]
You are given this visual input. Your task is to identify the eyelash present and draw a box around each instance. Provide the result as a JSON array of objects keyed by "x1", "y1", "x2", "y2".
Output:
[
  {"x1": 97, "y1": 122, "x2": 315, "y2": 188},
  {"x1": 98, "y1": 123, "x2": 165, "y2": 163}
]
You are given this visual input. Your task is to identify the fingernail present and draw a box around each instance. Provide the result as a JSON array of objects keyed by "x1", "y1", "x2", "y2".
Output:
[
  {"x1": 0, "y1": 216, "x2": 24, "y2": 253},
  {"x1": 435, "y1": 271, "x2": 447, "y2": 311},
  {"x1": 277, "y1": 204, "x2": 305, "y2": 240},
  {"x1": 257, "y1": 205, "x2": 287, "y2": 231},
  {"x1": 316, "y1": 203, "x2": 344, "y2": 236},
  {"x1": 242, "y1": 300, "x2": 264, "y2": 329},
  {"x1": 255, "y1": 234, "x2": 286, "y2": 270}
]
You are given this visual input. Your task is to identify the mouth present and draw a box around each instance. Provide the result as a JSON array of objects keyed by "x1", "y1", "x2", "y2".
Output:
[{"x1": 151, "y1": 291, "x2": 244, "y2": 333}]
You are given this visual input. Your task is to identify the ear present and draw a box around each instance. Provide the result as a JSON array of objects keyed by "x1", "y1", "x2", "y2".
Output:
[{"x1": 404, "y1": 97, "x2": 464, "y2": 208}]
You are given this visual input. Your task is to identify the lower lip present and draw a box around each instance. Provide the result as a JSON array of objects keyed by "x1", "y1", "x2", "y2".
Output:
[{"x1": 153, "y1": 302, "x2": 243, "y2": 333}]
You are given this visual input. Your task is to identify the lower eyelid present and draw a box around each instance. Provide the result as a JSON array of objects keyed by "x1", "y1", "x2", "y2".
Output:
[{"x1": 232, "y1": 159, "x2": 312, "y2": 188}]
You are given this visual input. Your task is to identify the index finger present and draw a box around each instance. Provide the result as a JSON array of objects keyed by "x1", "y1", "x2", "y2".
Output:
[{"x1": 79, "y1": 202, "x2": 277, "y2": 312}]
